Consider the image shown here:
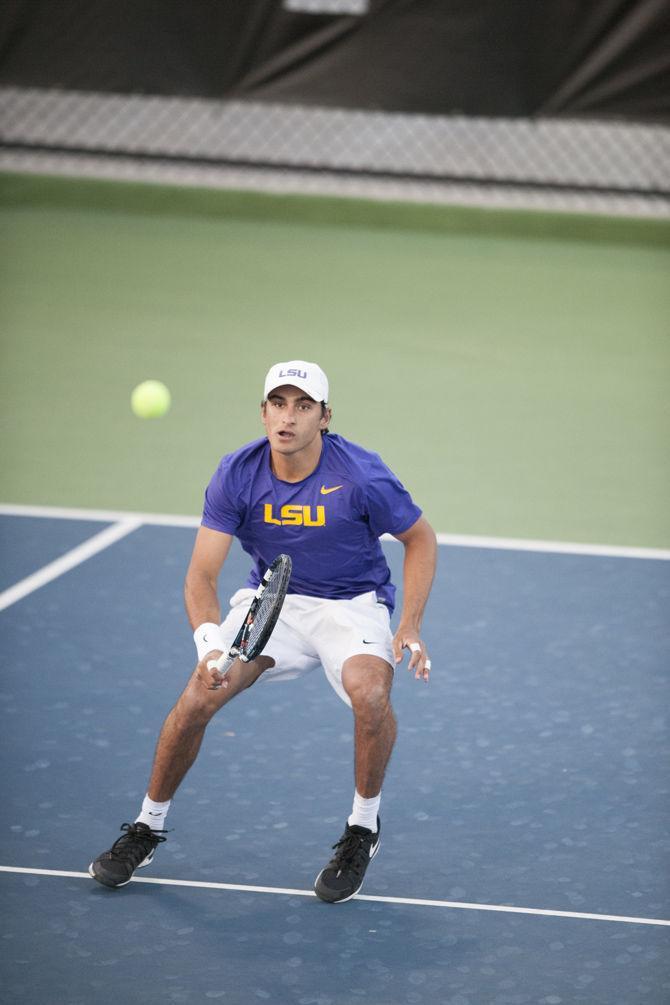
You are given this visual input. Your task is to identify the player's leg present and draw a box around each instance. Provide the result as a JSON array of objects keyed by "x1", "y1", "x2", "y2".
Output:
[
  {"x1": 145, "y1": 654, "x2": 275, "y2": 801},
  {"x1": 314, "y1": 655, "x2": 394, "y2": 903},
  {"x1": 89, "y1": 590, "x2": 324, "y2": 889},
  {"x1": 342, "y1": 654, "x2": 396, "y2": 800},
  {"x1": 88, "y1": 653, "x2": 273, "y2": 888}
]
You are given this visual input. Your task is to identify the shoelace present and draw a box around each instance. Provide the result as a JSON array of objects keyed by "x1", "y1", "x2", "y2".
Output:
[
  {"x1": 109, "y1": 822, "x2": 167, "y2": 864},
  {"x1": 330, "y1": 830, "x2": 371, "y2": 875}
]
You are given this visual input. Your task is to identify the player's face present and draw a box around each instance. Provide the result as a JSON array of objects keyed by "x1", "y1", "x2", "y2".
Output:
[{"x1": 261, "y1": 386, "x2": 329, "y2": 457}]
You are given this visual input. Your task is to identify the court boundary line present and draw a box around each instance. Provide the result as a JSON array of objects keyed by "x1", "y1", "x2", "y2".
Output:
[
  {"x1": 1, "y1": 503, "x2": 669, "y2": 560},
  {"x1": 0, "y1": 865, "x2": 668, "y2": 927},
  {"x1": 0, "y1": 519, "x2": 142, "y2": 611}
]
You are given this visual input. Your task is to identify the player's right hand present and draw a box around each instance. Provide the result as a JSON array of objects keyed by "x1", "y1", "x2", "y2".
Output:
[{"x1": 196, "y1": 651, "x2": 229, "y2": 691}]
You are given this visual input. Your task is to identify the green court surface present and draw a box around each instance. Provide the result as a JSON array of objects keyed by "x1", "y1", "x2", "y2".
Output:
[{"x1": 1, "y1": 172, "x2": 669, "y2": 546}]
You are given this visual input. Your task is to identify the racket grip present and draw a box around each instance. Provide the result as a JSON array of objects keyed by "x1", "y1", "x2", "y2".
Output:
[{"x1": 207, "y1": 653, "x2": 230, "y2": 672}]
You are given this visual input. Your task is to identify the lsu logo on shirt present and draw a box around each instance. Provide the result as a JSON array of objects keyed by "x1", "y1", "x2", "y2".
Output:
[{"x1": 263, "y1": 503, "x2": 325, "y2": 527}]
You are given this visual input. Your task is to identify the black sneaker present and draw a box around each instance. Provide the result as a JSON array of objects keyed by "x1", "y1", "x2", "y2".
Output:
[
  {"x1": 314, "y1": 818, "x2": 381, "y2": 903},
  {"x1": 88, "y1": 822, "x2": 167, "y2": 888}
]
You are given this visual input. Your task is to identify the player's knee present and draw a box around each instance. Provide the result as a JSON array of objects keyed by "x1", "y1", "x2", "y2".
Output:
[
  {"x1": 176, "y1": 692, "x2": 218, "y2": 729},
  {"x1": 345, "y1": 670, "x2": 393, "y2": 724},
  {"x1": 177, "y1": 675, "x2": 226, "y2": 725}
]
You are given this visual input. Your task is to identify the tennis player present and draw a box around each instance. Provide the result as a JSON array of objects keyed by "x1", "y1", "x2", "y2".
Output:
[{"x1": 90, "y1": 360, "x2": 436, "y2": 903}]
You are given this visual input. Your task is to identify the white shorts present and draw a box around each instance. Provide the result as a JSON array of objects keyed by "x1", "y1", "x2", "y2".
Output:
[{"x1": 219, "y1": 589, "x2": 395, "y2": 706}]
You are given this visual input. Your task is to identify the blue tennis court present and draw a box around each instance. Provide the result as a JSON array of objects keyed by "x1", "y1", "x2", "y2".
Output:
[{"x1": 1, "y1": 509, "x2": 669, "y2": 1004}]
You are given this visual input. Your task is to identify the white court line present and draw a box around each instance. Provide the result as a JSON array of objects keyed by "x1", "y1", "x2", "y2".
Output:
[
  {"x1": 1, "y1": 502, "x2": 669, "y2": 560},
  {"x1": 0, "y1": 519, "x2": 142, "y2": 611},
  {"x1": 0, "y1": 866, "x2": 668, "y2": 927},
  {"x1": 0, "y1": 502, "x2": 200, "y2": 529},
  {"x1": 430, "y1": 533, "x2": 670, "y2": 561}
]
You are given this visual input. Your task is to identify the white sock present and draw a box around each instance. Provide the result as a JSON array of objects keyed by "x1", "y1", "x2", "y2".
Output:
[
  {"x1": 348, "y1": 790, "x2": 381, "y2": 832},
  {"x1": 136, "y1": 795, "x2": 171, "y2": 832}
]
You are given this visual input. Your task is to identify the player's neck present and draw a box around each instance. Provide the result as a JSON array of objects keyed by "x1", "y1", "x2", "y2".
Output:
[{"x1": 270, "y1": 437, "x2": 323, "y2": 483}]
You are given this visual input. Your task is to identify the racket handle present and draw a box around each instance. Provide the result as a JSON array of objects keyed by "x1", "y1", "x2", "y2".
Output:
[{"x1": 207, "y1": 652, "x2": 234, "y2": 673}]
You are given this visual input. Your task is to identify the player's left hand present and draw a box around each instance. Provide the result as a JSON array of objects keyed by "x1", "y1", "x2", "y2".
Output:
[{"x1": 393, "y1": 626, "x2": 431, "y2": 682}]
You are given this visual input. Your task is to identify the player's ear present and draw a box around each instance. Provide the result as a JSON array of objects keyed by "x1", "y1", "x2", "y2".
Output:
[{"x1": 320, "y1": 405, "x2": 332, "y2": 431}]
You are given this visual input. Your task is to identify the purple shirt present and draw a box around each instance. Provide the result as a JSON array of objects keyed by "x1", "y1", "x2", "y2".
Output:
[{"x1": 201, "y1": 433, "x2": 421, "y2": 612}]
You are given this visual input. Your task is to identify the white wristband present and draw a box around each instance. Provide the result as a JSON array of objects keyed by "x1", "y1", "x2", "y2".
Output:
[{"x1": 194, "y1": 622, "x2": 225, "y2": 662}]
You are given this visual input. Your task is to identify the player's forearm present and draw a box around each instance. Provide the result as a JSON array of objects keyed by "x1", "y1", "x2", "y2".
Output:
[
  {"x1": 184, "y1": 569, "x2": 222, "y2": 631},
  {"x1": 397, "y1": 520, "x2": 437, "y2": 630}
]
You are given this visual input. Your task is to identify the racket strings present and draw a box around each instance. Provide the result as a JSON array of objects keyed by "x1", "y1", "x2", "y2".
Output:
[{"x1": 247, "y1": 556, "x2": 291, "y2": 653}]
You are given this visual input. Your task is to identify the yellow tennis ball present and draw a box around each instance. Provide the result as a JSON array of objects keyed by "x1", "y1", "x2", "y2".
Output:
[{"x1": 131, "y1": 380, "x2": 171, "y2": 419}]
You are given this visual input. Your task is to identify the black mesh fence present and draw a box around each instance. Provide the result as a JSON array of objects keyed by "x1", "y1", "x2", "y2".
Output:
[
  {"x1": 1, "y1": 1, "x2": 669, "y2": 213},
  {"x1": 1, "y1": 87, "x2": 668, "y2": 196}
]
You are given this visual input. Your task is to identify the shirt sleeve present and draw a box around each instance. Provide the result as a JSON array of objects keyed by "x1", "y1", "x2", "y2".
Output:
[
  {"x1": 201, "y1": 456, "x2": 244, "y2": 534},
  {"x1": 364, "y1": 453, "x2": 422, "y2": 538}
]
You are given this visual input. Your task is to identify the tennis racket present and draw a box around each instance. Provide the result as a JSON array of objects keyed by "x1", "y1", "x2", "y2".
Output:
[{"x1": 207, "y1": 553, "x2": 292, "y2": 675}]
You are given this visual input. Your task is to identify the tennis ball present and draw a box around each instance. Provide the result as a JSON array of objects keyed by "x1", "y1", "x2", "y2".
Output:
[{"x1": 131, "y1": 379, "x2": 171, "y2": 419}]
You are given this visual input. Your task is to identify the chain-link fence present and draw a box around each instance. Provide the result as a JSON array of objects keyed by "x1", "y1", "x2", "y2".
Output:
[{"x1": 2, "y1": 85, "x2": 669, "y2": 215}]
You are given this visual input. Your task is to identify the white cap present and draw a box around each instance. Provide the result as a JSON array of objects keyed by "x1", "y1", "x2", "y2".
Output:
[{"x1": 263, "y1": 360, "x2": 329, "y2": 403}]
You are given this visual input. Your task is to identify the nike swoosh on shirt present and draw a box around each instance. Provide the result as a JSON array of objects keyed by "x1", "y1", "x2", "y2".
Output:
[{"x1": 320, "y1": 485, "x2": 343, "y2": 495}]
